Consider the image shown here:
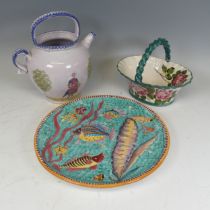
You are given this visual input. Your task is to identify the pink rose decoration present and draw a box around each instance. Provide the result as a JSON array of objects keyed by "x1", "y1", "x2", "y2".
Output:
[
  {"x1": 136, "y1": 86, "x2": 148, "y2": 96},
  {"x1": 129, "y1": 83, "x2": 148, "y2": 96},
  {"x1": 155, "y1": 89, "x2": 174, "y2": 101},
  {"x1": 172, "y1": 73, "x2": 187, "y2": 86}
]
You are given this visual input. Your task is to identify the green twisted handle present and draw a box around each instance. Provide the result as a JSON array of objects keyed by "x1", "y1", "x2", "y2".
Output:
[{"x1": 135, "y1": 38, "x2": 171, "y2": 83}]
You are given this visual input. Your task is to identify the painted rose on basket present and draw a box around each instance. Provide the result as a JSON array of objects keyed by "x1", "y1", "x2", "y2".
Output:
[
  {"x1": 129, "y1": 82, "x2": 148, "y2": 96},
  {"x1": 136, "y1": 86, "x2": 149, "y2": 96},
  {"x1": 171, "y1": 72, "x2": 188, "y2": 86},
  {"x1": 155, "y1": 89, "x2": 174, "y2": 101}
]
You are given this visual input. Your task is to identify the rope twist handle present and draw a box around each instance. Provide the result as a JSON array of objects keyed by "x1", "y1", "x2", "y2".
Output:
[
  {"x1": 31, "y1": 11, "x2": 80, "y2": 49},
  {"x1": 135, "y1": 38, "x2": 171, "y2": 83}
]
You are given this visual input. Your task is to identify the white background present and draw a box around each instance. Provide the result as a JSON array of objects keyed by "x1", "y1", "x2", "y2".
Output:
[{"x1": 0, "y1": 1, "x2": 210, "y2": 209}]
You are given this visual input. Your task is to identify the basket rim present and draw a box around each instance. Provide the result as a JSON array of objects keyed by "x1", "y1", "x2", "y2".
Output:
[{"x1": 117, "y1": 55, "x2": 193, "y2": 90}]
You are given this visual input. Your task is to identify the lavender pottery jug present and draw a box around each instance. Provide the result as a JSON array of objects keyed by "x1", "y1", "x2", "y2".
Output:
[{"x1": 12, "y1": 11, "x2": 95, "y2": 102}]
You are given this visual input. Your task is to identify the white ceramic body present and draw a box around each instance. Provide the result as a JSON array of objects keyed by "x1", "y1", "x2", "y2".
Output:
[{"x1": 26, "y1": 43, "x2": 89, "y2": 101}]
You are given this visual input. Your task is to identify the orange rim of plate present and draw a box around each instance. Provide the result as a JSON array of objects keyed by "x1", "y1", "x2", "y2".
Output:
[{"x1": 34, "y1": 95, "x2": 170, "y2": 188}]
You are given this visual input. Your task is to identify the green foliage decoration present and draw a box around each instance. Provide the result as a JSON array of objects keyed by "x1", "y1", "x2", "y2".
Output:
[{"x1": 32, "y1": 69, "x2": 52, "y2": 92}]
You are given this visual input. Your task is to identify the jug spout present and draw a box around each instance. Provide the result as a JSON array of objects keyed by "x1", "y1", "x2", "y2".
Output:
[{"x1": 81, "y1": 32, "x2": 96, "y2": 49}]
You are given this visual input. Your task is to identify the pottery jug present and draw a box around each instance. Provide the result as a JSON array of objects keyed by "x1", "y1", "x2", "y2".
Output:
[{"x1": 12, "y1": 11, "x2": 95, "y2": 102}]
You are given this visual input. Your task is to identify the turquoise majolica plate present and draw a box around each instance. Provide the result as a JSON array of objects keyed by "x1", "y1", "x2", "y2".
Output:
[{"x1": 34, "y1": 95, "x2": 170, "y2": 188}]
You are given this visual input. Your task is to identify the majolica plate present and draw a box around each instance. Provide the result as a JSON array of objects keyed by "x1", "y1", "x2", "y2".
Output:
[{"x1": 34, "y1": 95, "x2": 170, "y2": 188}]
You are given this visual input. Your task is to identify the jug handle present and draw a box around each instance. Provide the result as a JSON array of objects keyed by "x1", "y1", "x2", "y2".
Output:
[
  {"x1": 135, "y1": 38, "x2": 171, "y2": 83},
  {"x1": 12, "y1": 49, "x2": 29, "y2": 74},
  {"x1": 31, "y1": 11, "x2": 80, "y2": 48}
]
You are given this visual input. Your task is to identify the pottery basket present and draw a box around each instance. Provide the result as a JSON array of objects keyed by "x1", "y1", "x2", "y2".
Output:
[{"x1": 117, "y1": 38, "x2": 193, "y2": 106}]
